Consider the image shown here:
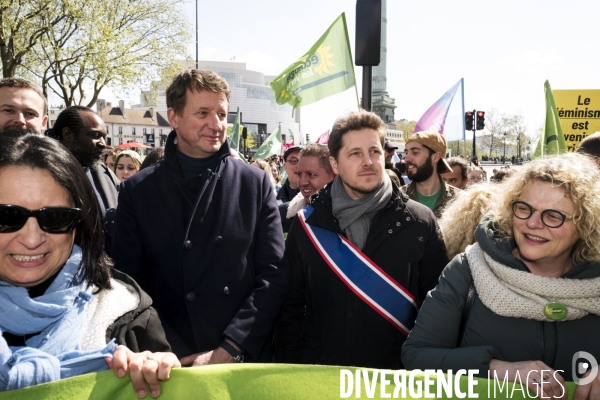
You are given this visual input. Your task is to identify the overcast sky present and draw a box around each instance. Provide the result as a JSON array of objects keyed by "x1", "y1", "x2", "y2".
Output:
[{"x1": 123, "y1": 0, "x2": 600, "y2": 139}]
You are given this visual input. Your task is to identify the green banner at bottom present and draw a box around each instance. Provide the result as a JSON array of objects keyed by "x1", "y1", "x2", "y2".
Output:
[{"x1": 0, "y1": 364, "x2": 578, "y2": 399}]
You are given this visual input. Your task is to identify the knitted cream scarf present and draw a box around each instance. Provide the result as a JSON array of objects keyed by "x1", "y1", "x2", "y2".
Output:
[{"x1": 465, "y1": 242, "x2": 600, "y2": 321}]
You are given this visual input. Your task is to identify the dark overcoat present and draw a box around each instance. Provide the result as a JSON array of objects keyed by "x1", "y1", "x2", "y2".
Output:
[
  {"x1": 89, "y1": 162, "x2": 119, "y2": 209},
  {"x1": 274, "y1": 183, "x2": 448, "y2": 369},
  {"x1": 112, "y1": 131, "x2": 287, "y2": 360},
  {"x1": 401, "y1": 216, "x2": 600, "y2": 379}
]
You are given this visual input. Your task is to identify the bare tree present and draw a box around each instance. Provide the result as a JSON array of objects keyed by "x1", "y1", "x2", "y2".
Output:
[
  {"x1": 478, "y1": 108, "x2": 505, "y2": 156},
  {"x1": 502, "y1": 113, "x2": 529, "y2": 158}
]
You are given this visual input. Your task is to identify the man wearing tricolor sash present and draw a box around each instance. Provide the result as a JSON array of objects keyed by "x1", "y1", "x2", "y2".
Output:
[{"x1": 275, "y1": 110, "x2": 448, "y2": 369}]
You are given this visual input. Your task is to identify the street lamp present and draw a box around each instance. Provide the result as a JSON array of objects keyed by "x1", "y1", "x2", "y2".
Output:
[
  {"x1": 260, "y1": 128, "x2": 265, "y2": 146},
  {"x1": 517, "y1": 133, "x2": 521, "y2": 163},
  {"x1": 503, "y1": 131, "x2": 507, "y2": 164}
]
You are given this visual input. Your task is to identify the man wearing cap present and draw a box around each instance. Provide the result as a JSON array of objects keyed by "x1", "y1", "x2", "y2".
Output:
[
  {"x1": 402, "y1": 131, "x2": 458, "y2": 219},
  {"x1": 277, "y1": 146, "x2": 303, "y2": 203},
  {"x1": 384, "y1": 141, "x2": 403, "y2": 184}
]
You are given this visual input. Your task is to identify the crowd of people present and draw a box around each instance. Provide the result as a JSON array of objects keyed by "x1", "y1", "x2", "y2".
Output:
[{"x1": 0, "y1": 72, "x2": 599, "y2": 400}]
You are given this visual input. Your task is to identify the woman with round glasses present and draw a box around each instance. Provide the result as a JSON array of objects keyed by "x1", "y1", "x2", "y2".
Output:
[
  {"x1": 0, "y1": 133, "x2": 179, "y2": 395},
  {"x1": 403, "y1": 153, "x2": 600, "y2": 399}
]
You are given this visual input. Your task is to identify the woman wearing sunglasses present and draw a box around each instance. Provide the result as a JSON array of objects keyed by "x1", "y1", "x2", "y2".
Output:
[
  {"x1": 402, "y1": 153, "x2": 600, "y2": 400},
  {"x1": 0, "y1": 133, "x2": 179, "y2": 397}
]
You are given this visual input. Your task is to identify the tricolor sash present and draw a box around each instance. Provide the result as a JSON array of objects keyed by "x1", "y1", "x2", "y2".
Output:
[{"x1": 298, "y1": 206, "x2": 419, "y2": 334}]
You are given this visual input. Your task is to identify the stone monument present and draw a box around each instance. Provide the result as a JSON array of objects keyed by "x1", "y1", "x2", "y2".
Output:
[{"x1": 371, "y1": 0, "x2": 397, "y2": 128}]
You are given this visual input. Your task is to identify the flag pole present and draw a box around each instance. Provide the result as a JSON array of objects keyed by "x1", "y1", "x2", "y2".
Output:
[{"x1": 354, "y1": 84, "x2": 361, "y2": 110}]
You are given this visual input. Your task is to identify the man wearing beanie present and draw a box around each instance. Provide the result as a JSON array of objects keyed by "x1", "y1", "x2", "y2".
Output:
[{"x1": 402, "y1": 131, "x2": 458, "y2": 218}]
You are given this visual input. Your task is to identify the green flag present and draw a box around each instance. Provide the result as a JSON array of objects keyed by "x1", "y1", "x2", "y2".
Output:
[
  {"x1": 254, "y1": 124, "x2": 283, "y2": 160},
  {"x1": 270, "y1": 13, "x2": 355, "y2": 111},
  {"x1": 229, "y1": 106, "x2": 241, "y2": 151},
  {"x1": 533, "y1": 80, "x2": 568, "y2": 158},
  {"x1": 238, "y1": 152, "x2": 249, "y2": 164}
]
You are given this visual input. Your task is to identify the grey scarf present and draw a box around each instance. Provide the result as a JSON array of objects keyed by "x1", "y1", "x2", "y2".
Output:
[{"x1": 331, "y1": 174, "x2": 393, "y2": 250}]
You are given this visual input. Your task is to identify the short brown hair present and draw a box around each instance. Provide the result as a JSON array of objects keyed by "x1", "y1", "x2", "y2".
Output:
[
  {"x1": 166, "y1": 69, "x2": 230, "y2": 116},
  {"x1": 299, "y1": 143, "x2": 333, "y2": 175},
  {"x1": 0, "y1": 77, "x2": 47, "y2": 114},
  {"x1": 447, "y1": 156, "x2": 468, "y2": 180},
  {"x1": 328, "y1": 110, "x2": 386, "y2": 160},
  {"x1": 577, "y1": 132, "x2": 600, "y2": 158}
]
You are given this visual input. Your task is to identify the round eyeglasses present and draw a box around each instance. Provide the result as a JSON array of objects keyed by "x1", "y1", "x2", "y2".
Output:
[{"x1": 512, "y1": 201, "x2": 574, "y2": 228}]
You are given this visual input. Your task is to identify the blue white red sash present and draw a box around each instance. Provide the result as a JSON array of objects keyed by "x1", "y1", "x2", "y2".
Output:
[{"x1": 298, "y1": 206, "x2": 419, "y2": 335}]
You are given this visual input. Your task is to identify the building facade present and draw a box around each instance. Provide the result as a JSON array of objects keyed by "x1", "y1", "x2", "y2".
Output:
[
  {"x1": 134, "y1": 61, "x2": 302, "y2": 150},
  {"x1": 97, "y1": 100, "x2": 171, "y2": 148},
  {"x1": 47, "y1": 102, "x2": 170, "y2": 149}
]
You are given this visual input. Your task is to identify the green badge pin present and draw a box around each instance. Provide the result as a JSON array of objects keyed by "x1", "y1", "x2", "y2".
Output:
[{"x1": 544, "y1": 302, "x2": 568, "y2": 321}]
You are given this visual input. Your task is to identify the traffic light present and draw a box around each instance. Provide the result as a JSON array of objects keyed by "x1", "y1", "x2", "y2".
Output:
[
  {"x1": 476, "y1": 111, "x2": 485, "y2": 130},
  {"x1": 306, "y1": 134, "x2": 310, "y2": 144},
  {"x1": 465, "y1": 111, "x2": 474, "y2": 130}
]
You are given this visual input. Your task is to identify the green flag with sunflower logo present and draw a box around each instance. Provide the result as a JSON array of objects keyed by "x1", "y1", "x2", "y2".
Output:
[{"x1": 270, "y1": 13, "x2": 355, "y2": 111}]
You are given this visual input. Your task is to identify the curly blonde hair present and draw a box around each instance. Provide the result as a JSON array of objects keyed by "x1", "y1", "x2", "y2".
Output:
[
  {"x1": 439, "y1": 184, "x2": 500, "y2": 260},
  {"x1": 491, "y1": 152, "x2": 600, "y2": 264}
]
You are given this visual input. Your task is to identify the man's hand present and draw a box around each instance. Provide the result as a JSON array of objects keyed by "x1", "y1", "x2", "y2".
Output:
[{"x1": 179, "y1": 347, "x2": 234, "y2": 367}]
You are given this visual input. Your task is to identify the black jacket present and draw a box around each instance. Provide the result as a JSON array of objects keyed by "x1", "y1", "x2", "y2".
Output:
[
  {"x1": 276, "y1": 179, "x2": 299, "y2": 203},
  {"x1": 112, "y1": 131, "x2": 287, "y2": 361},
  {"x1": 401, "y1": 216, "x2": 600, "y2": 379},
  {"x1": 385, "y1": 163, "x2": 404, "y2": 186},
  {"x1": 107, "y1": 270, "x2": 171, "y2": 353},
  {"x1": 274, "y1": 183, "x2": 448, "y2": 369}
]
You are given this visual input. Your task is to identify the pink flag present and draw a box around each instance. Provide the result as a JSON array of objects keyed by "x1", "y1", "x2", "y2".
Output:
[
  {"x1": 282, "y1": 140, "x2": 295, "y2": 152},
  {"x1": 315, "y1": 130, "x2": 330, "y2": 144},
  {"x1": 413, "y1": 78, "x2": 465, "y2": 141}
]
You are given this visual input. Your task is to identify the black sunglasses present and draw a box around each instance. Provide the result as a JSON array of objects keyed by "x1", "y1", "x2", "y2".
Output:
[{"x1": 0, "y1": 205, "x2": 82, "y2": 234}]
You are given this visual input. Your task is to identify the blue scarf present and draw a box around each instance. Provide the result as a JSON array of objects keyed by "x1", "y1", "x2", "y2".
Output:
[{"x1": 0, "y1": 245, "x2": 117, "y2": 391}]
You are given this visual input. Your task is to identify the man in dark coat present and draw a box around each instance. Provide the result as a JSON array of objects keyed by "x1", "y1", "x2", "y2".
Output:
[
  {"x1": 112, "y1": 69, "x2": 287, "y2": 366},
  {"x1": 279, "y1": 144, "x2": 334, "y2": 233},
  {"x1": 276, "y1": 146, "x2": 302, "y2": 203},
  {"x1": 274, "y1": 110, "x2": 448, "y2": 369},
  {"x1": 384, "y1": 141, "x2": 402, "y2": 184},
  {"x1": 47, "y1": 106, "x2": 119, "y2": 216}
]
